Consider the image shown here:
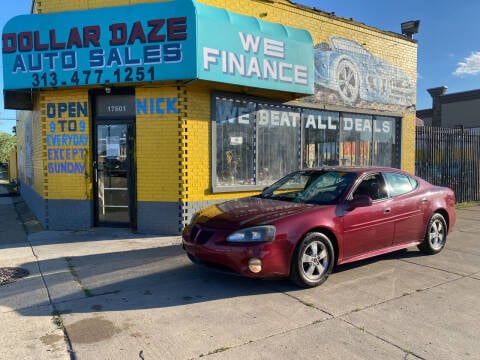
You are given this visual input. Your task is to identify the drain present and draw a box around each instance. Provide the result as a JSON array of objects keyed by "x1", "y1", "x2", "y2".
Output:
[{"x1": 0, "y1": 267, "x2": 30, "y2": 286}]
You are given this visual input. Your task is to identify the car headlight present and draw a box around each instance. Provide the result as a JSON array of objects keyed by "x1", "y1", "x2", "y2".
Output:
[{"x1": 226, "y1": 226, "x2": 276, "y2": 243}]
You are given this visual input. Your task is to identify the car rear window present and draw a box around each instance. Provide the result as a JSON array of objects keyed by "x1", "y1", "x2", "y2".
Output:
[{"x1": 384, "y1": 172, "x2": 418, "y2": 197}]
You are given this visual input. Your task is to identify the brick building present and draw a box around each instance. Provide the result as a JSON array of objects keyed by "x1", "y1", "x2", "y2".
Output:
[
  {"x1": 417, "y1": 86, "x2": 480, "y2": 129},
  {"x1": 3, "y1": 0, "x2": 418, "y2": 234}
]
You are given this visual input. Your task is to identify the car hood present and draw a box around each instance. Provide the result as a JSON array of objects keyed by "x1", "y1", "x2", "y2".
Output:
[{"x1": 194, "y1": 197, "x2": 322, "y2": 229}]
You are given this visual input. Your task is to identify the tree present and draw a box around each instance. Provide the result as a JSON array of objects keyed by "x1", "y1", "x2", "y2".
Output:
[{"x1": 0, "y1": 132, "x2": 16, "y2": 163}]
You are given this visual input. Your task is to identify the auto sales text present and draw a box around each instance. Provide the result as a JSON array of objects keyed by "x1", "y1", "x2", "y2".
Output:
[{"x1": 2, "y1": 17, "x2": 188, "y2": 73}]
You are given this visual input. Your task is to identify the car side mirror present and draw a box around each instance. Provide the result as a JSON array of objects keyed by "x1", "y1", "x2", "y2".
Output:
[{"x1": 346, "y1": 194, "x2": 372, "y2": 210}]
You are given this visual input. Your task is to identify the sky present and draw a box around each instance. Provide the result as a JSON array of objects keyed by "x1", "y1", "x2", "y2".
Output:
[{"x1": 0, "y1": 0, "x2": 478, "y2": 133}]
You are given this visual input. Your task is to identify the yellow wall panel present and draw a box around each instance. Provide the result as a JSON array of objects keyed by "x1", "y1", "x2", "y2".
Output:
[
  {"x1": 36, "y1": 0, "x2": 170, "y2": 13},
  {"x1": 401, "y1": 113, "x2": 417, "y2": 174},
  {"x1": 136, "y1": 87, "x2": 182, "y2": 202},
  {"x1": 41, "y1": 89, "x2": 91, "y2": 200}
]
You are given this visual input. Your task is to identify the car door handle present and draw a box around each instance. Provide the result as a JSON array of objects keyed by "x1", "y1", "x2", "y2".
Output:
[
  {"x1": 384, "y1": 208, "x2": 391, "y2": 214},
  {"x1": 420, "y1": 198, "x2": 428, "y2": 204}
]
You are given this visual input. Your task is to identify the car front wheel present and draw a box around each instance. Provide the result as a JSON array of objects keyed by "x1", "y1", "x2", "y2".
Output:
[
  {"x1": 290, "y1": 232, "x2": 334, "y2": 287},
  {"x1": 418, "y1": 213, "x2": 447, "y2": 255},
  {"x1": 335, "y1": 58, "x2": 360, "y2": 103}
]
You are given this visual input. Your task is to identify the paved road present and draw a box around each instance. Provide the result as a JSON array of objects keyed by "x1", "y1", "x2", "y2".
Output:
[{"x1": 1, "y1": 182, "x2": 479, "y2": 359}]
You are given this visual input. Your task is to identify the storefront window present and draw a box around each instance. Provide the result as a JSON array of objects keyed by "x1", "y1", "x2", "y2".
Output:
[
  {"x1": 340, "y1": 114, "x2": 397, "y2": 167},
  {"x1": 214, "y1": 97, "x2": 255, "y2": 187},
  {"x1": 212, "y1": 93, "x2": 400, "y2": 192},
  {"x1": 302, "y1": 110, "x2": 339, "y2": 167},
  {"x1": 257, "y1": 104, "x2": 301, "y2": 185},
  {"x1": 340, "y1": 113, "x2": 373, "y2": 166},
  {"x1": 371, "y1": 116, "x2": 396, "y2": 166}
]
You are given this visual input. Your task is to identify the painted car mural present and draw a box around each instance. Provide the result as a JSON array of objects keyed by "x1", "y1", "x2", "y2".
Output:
[{"x1": 314, "y1": 37, "x2": 415, "y2": 106}]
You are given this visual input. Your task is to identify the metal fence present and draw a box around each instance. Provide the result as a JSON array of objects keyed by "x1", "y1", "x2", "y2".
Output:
[{"x1": 415, "y1": 126, "x2": 480, "y2": 203}]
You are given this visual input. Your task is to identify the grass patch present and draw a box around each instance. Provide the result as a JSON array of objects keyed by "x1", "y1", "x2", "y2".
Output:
[
  {"x1": 200, "y1": 347, "x2": 231, "y2": 357},
  {"x1": 456, "y1": 201, "x2": 480, "y2": 209},
  {"x1": 52, "y1": 309, "x2": 65, "y2": 330},
  {"x1": 209, "y1": 347, "x2": 230, "y2": 355},
  {"x1": 401, "y1": 348, "x2": 415, "y2": 356},
  {"x1": 299, "y1": 299, "x2": 316, "y2": 308},
  {"x1": 65, "y1": 257, "x2": 94, "y2": 297}
]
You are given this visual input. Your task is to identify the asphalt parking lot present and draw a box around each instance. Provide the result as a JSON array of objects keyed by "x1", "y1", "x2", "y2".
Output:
[{"x1": 1, "y1": 182, "x2": 479, "y2": 359}]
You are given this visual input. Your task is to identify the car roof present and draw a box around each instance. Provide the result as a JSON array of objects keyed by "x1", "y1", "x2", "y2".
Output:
[{"x1": 300, "y1": 166, "x2": 411, "y2": 176}]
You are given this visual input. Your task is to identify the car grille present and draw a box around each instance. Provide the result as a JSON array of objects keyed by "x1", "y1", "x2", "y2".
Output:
[{"x1": 190, "y1": 225, "x2": 214, "y2": 245}]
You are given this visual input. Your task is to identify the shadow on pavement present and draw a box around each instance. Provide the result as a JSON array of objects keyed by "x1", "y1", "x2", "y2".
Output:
[
  {"x1": 4, "y1": 242, "x2": 436, "y2": 317},
  {"x1": 6, "y1": 244, "x2": 283, "y2": 316}
]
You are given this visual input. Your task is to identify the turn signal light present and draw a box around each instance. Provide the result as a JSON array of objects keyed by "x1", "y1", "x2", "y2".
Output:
[{"x1": 248, "y1": 258, "x2": 262, "y2": 273}]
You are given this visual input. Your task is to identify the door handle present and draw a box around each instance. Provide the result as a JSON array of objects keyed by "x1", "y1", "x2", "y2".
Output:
[{"x1": 384, "y1": 208, "x2": 391, "y2": 214}]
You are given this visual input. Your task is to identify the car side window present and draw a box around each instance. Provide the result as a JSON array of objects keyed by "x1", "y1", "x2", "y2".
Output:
[
  {"x1": 352, "y1": 174, "x2": 388, "y2": 201},
  {"x1": 384, "y1": 172, "x2": 418, "y2": 197}
]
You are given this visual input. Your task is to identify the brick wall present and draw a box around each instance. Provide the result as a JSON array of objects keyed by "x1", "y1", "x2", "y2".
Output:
[
  {"x1": 15, "y1": 97, "x2": 45, "y2": 196},
  {"x1": 40, "y1": 89, "x2": 91, "y2": 200},
  {"x1": 401, "y1": 113, "x2": 416, "y2": 172},
  {"x1": 135, "y1": 86, "x2": 183, "y2": 202},
  {"x1": 28, "y1": 0, "x2": 418, "y2": 231}
]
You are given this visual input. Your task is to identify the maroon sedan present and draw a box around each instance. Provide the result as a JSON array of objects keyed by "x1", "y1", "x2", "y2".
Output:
[{"x1": 183, "y1": 167, "x2": 456, "y2": 287}]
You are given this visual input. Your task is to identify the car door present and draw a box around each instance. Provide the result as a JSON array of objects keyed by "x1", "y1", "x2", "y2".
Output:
[
  {"x1": 341, "y1": 173, "x2": 395, "y2": 260},
  {"x1": 383, "y1": 171, "x2": 427, "y2": 246}
]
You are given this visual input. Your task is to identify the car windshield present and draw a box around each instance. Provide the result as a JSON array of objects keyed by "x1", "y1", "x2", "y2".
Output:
[{"x1": 260, "y1": 170, "x2": 356, "y2": 205}]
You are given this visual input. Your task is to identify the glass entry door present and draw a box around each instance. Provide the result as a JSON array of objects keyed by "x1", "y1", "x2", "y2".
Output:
[{"x1": 95, "y1": 123, "x2": 135, "y2": 226}]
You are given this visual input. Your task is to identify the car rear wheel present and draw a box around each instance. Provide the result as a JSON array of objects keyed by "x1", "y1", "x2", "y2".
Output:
[
  {"x1": 290, "y1": 232, "x2": 334, "y2": 287},
  {"x1": 418, "y1": 213, "x2": 447, "y2": 255}
]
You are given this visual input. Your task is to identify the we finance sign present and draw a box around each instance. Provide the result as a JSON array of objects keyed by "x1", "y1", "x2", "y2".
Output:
[
  {"x1": 2, "y1": 0, "x2": 196, "y2": 89},
  {"x1": 197, "y1": 2, "x2": 314, "y2": 94}
]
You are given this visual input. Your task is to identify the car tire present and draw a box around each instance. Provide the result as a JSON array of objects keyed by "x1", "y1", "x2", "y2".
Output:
[
  {"x1": 290, "y1": 232, "x2": 334, "y2": 288},
  {"x1": 335, "y1": 58, "x2": 360, "y2": 103},
  {"x1": 418, "y1": 213, "x2": 447, "y2": 255}
]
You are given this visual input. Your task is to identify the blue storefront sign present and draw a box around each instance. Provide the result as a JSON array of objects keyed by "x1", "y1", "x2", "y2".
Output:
[
  {"x1": 2, "y1": 0, "x2": 197, "y2": 90},
  {"x1": 2, "y1": 0, "x2": 313, "y2": 94}
]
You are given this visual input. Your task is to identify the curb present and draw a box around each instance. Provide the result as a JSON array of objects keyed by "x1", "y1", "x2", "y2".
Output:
[
  {"x1": 11, "y1": 194, "x2": 44, "y2": 235},
  {"x1": 0, "y1": 180, "x2": 43, "y2": 235}
]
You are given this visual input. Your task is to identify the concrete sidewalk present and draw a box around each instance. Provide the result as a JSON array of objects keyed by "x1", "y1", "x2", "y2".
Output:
[
  {"x1": 0, "y1": 179, "x2": 68, "y2": 359},
  {"x1": 1, "y1": 180, "x2": 479, "y2": 359}
]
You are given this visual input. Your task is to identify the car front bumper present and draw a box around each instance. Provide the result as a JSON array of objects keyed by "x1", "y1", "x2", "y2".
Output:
[{"x1": 182, "y1": 225, "x2": 291, "y2": 278}]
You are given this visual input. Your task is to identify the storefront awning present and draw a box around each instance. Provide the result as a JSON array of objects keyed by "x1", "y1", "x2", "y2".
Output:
[
  {"x1": 195, "y1": 2, "x2": 313, "y2": 94},
  {"x1": 2, "y1": 0, "x2": 314, "y2": 109}
]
